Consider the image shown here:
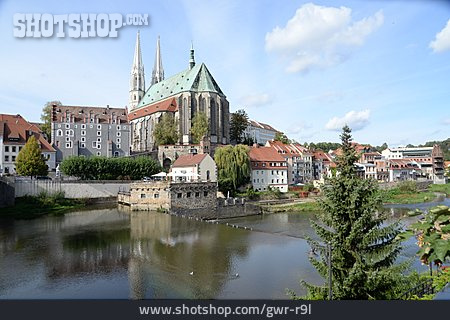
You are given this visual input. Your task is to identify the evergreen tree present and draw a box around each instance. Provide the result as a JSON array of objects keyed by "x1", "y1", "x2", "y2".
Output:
[
  {"x1": 230, "y1": 109, "x2": 249, "y2": 144},
  {"x1": 301, "y1": 125, "x2": 405, "y2": 299},
  {"x1": 153, "y1": 113, "x2": 179, "y2": 145},
  {"x1": 191, "y1": 112, "x2": 209, "y2": 144},
  {"x1": 16, "y1": 136, "x2": 48, "y2": 177}
]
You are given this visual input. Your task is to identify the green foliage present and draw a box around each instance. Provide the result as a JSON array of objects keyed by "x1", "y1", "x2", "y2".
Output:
[
  {"x1": 428, "y1": 183, "x2": 450, "y2": 196},
  {"x1": 303, "y1": 125, "x2": 405, "y2": 299},
  {"x1": 230, "y1": 109, "x2": 249, "y2": 144},
  {"x1": 305, "y1": 142, "x2": 341, "y2": 152},
  {"x1": 303, "y1": 183, "x2": 314, "y2": 192},
  {"x1": 397, "y1": 181, "x2": 418, "y2": 193},
  {"x1": 60, "y1": 156, "x2": 161, "y2": 180},
  {"x1": 403, "y1": 138, "x2": 450, "y2": 161},
  {"x1": 15, "y1": 136, "x2": 48, "y2": 177},
  {"x1": 373, "y1": 142, "x2": 388, "y2": 153},
  {"x1": 215, "y1": 145, "x2": 250, "y2": 193},
  {"x1": 274, "y1": 132, "x2": 290, "y2": 144},
  {"x1": 407, "y1": 206, "x2": 450, "y2": 266},
  {"x1": 191, "y1": 112, "x2": 209, "y2": 144},
  {"x1": 154, "y1": 113, "x2": 179, "y2": 145},
  {"x1": 267, "y1": 186, "x2": 283, "y2": 199},
  {"x1": 41, "y1": 100, "x2": 61, "y2": 141},
  {"x1": 245, "y1": 186, "x2": 259, "y2": 200}
]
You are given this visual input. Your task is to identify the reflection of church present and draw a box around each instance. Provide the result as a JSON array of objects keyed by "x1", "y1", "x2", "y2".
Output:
[{"x1": 128, "y1": 32, "x2": 230, "y2": 153}]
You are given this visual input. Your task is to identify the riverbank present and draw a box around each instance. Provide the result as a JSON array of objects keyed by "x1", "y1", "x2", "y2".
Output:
[
  {"x1": 260, "y1": 201, "x2": 322, "y2": 213},
  {"x1": 0, "y1": 192, "x2": 87, "y2": 219},
  {"x1": 382, "y1": 182, "x2": 449, "y2": 204}
]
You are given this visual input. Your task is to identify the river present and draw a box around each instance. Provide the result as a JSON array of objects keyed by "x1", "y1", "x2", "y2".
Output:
[{"x1": 0, "y1": 196, "x2": 448, "y2": 299}]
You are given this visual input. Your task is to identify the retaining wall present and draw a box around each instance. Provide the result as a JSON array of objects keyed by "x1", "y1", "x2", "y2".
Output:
[
  {"x1": 14, "y1": 180, "x2": 130, "y2": 199},
  {"x1": 0, "y1": 179, "x2": 15, "y2": 207}
]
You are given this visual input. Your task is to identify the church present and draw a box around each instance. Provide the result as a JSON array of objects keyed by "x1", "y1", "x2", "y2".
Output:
[{"x1": 128, "y1": 32, "x2": 230, "y2": 154}]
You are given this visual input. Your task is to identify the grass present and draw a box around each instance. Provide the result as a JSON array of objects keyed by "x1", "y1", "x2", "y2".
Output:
[
  {"x1": 382, "y1": 189, "x2": 436, "y2": 204},
  {"x1": 0, "y1": 191, "x2": 87, "y2": 219},
  {"x1": 428, "y1": 183, "x2": 450, "y2": 196}
]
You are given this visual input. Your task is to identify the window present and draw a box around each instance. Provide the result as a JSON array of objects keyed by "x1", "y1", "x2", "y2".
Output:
[
  {"x1": 117, "y1": 132, "x2": 121, "y2": 137},
  {"x1": 262, "y1": 163, "x2": 266, "y2": 167},
  {"x1": 195, "y1": 192, "x2": 200, "y2": 198},
  {"x1": 177, "y1": 193, "x2": 182, "y2": 198},
  {"x1": 66, "y1": 137, "x2": 70, "y2": 142},
  {"x1": 117, "y1": 125, "x2": 121, "y2": 130},
  {"x1": 80, "y1": 143, "x2": 86, "y2": 148},
  {"x1": 203, "y1": 191, "x2": 208, "y2": 197},
  {"x1": 90, "y1": 124, "x2": 93, "y2": 128},
  {"x1": 5, "y1": 146, "x2": 9, "y2": 152},
  {"x1": 140, "y1": 194, "x2": 146, "y2": 199},
  {"x1": 92, "y1": 141, "x2": 97, "y2": 148},
  {"x1": 12, "y1": 146, "x2": 16, "y2": 153},
  {"x1": 117, "y1": 144, "x2": 121, "y2": 149},
  {"x1": 97, "y1": 137, "x2": 101, "y2": 142},
  {"x1": 4, "y1": 155, "x2": 9, "y2": 162},
  {"x1": 96, "y1": 151, "x2": 101, "y2": 156},
  {"x1": 81, "y1": 130, "x2": 86, "y2": 136},
  {"x1": 58, "y1": 124, "x2": 61, "y2": 128},
  {"x1": 81, "y1": 137, "x2": 86, "y2": 142},
  {"x1": 116, "y1": 138, "x2": 121, "y2": 143},
  {"x1": 18, "y1": 146, "x2": 22, "y2": 151},
  {"x1": 11, "y1": 156, "x2": 15, "y2": 162},
  {"x1": 81, "y1": 124, "x2": 86, "y2": 129},
  {"x1": 56, "y1": 130, "x2": 63, "y2": 137},
  {"x1": 65, "y1": 130, "x2": 70, "y2": 136},
  {"x1": 65, "y1": 124, "x2": 70, "y2": 129},
  {"x1": 97, "y1": 125, "x2": 101, "y2": 130},
  {"x1": 154, "y1": 193, "x2": 159, "y2": 199},
  {"x1": 97, "y1": 131, "x2": 101, "y2": 136},
  {"x1": 187, "y1": 192, "x2": 191, "y2": 198},
  {"x1": 271, "y1": 170, "x2": 274, "y2": 175},
  {"x1": 66, "y1": 141, "x2": 72, "y2": 148}
]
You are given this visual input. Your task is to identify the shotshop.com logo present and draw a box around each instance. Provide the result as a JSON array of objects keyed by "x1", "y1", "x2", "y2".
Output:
[{"x1": 13, "y1": 13, "x2": 149, "y2": 38}]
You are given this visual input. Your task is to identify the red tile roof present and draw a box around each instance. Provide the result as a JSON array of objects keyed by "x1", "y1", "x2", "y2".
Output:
[
  {"x1": 172, "y1": 153, "x2": 207, "y2": 167},
  {"x1": 249, "y1": 146, "x2": 286, "y2": 162},
  {"x1": 52, "y1": 105, "x2": 128, "y2": 124},
  {"x1": 0, "y1": 114, "x2": 55, "y2": 152},
  {"x1": 266, "y1": 140, "x2": 310, "y2": 155},
  {"x1": 128, "y1": 97, "x2": 178, "y2": 121},
  {"x1": 248, "y1": 120, "x2": 280, "y2": 132}
]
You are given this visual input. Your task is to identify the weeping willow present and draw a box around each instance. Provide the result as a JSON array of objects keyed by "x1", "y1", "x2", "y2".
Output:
[{"x1": 214, "y1": 144, "x2": 250, "y2": 190}]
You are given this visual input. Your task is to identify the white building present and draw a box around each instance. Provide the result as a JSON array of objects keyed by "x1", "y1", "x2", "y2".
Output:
[
  {"x1": 0, "y1": 114, "x2": 56, "y2": 175},
  {"x1": 243, "y1": 120, "x2": 279, "y2": 145},
  {"x1": 249, "y1": 145, "x2": 288, "y2": 192},
  {"x1": 171, "y1": 153, "x2": 217, "y2": 182}
]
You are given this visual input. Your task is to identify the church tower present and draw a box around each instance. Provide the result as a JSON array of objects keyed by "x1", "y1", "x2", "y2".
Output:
[
  {"x1": 151, "y1": 36, "x2": 164, "y2": 85},
  {"x1": 129, "y1": 31, "x2": 145, "y2": 110}
]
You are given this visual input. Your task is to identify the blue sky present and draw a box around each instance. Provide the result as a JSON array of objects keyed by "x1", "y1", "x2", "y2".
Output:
[{"x1": 0, "y1": 0, "x2": 449, "y2": 146}]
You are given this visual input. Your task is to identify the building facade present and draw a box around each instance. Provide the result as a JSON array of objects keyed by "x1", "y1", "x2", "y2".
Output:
[
  {"x1": 51, "y1": 105, "x2": 130, "y2": 164},
  {"x1": 249, "y1": 145, "x2": 288, "y2": 192},
  {"x1": 129, "y1": 34, "x2": 230, "y2": 154},
  {"x1": 171, "y1": 153, "x2": 217, "y2": 182},
  {"x1": 0, "y1": 114, "x2": 56, "y2": 174},
  {"x1": 242, "y1": 120, "x2": 279, "y2": 145}
]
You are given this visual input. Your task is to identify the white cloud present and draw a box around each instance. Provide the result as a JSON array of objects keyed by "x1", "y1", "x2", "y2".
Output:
[
  {"x1": 265, "y1": 3, "x2": 383, "y2": 73},
  {"x1": 325, "y1": 109, "x2": 370, "y2": 131},
  {"x1": 430, "y1": 19, "x2": 450, "y2": 53},
  {"x1": 240, "y1": 93, "x2": 272, "y2": 107}
]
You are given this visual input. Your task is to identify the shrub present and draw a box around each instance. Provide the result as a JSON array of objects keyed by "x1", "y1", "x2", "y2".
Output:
[{"x1": 398, "y1": 181, "x2": 418, "y2": 193}]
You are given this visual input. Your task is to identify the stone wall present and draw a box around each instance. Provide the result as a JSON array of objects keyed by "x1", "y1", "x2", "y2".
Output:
[
  {"x1": 378, "y1": 180, "x2": 433, "y2": 190},
  {"x1": 0, "y1": 179, "x2": 15, "y2": 207},
  {"x1": 14, "y1": 180, "x2": 130, "y2": 199}
]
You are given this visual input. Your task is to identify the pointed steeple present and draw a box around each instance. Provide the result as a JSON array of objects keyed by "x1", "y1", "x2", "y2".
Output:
[
  {"x1": 129, "y1": 31, "x2": 145, "y2": 110},
  {"x1": 151, "y1": 36, "x2": 164, "y2": 85},
  {"x1": 189, "y1": 42, "x2": 195, "y2": 70}
]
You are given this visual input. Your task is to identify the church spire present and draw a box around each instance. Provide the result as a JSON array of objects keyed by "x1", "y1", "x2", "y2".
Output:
[
  {"x1": 129, "y1": 31, "x2": 145, "y2": 110},
  {"x1": 151, "y1": 36, "x2": 164, "y2": 85},
  {"x1": 189, "y1": 42, "x2": 195, "y2": 69}
]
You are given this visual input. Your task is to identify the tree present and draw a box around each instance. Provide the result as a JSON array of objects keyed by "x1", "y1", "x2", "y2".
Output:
[
  {"x1": 41, "y1": 100, "x2": 61, "y2": 142},
  {"x1": 274, "y1": 132, "x2": 290, "y2": 144},
  {"x1": 153, "y1": 113, "x2": 179, "y2": 145},
  {"x1": 403, "y1": 205, "x2": 450, "y2": 266},
  {"x1": 191, "y1": 112, "x2": 209, "y2": 144},
  {"x1": 15, "y1": 136, "x2": 48, "y2": 177},
  {"x1": 301, "y1": 125, "x2": 405, "y2": 299},
  {"x1": 214, "y1": 145, "x2": 250, "y2": 193},
  {"x1": 230, "y1": 109, "x2": 249, "y2": 144}
]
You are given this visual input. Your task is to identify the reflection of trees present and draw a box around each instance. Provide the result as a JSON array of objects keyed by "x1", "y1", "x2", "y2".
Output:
[{"x1": 128, "y1": 212, "x2": 251, "y2": 299}]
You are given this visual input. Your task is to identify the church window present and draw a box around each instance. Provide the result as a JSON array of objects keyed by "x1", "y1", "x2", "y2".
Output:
[
  {"x1": 56, "y1": 129, "x2": 63, "y2": 137},
  {"x1": 210, "y1": 99, "x2": 216, "y2": 135},
  {"x1": 81, "y1": 130, "x2": 86, "y2": 136}
]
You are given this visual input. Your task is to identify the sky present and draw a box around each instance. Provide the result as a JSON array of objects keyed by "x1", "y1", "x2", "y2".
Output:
[{"x1": 0, "y1": 0, "x2": 449, "y2": 147}]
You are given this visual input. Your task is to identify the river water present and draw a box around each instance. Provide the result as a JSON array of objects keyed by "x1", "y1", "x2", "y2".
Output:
[{"x1": 0, "y1": 196, "x2": 448, "y2": 299}]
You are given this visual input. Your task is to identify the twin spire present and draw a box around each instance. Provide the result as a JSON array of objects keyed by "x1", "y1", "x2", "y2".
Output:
[{"x1": 129, "y1": 31, "x2": 196, "y2": 109}]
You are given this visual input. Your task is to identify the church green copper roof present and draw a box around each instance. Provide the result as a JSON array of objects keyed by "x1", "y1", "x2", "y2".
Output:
[{"x1": 136, "y1": 63, "x2": 225, "y2": 109}]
